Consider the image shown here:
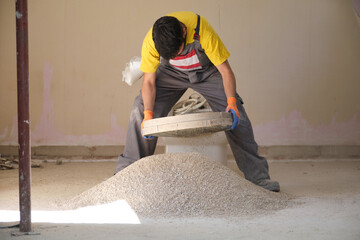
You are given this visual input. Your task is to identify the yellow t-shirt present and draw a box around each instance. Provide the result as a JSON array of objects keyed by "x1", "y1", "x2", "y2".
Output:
[{"x1": 140, "y1": 11, "x2": 230, "y2": 73}]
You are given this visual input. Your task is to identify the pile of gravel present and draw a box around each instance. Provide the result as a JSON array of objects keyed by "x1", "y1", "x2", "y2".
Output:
[{"x1": 62, "y1": 153, "x2": 291, "y2": 218}]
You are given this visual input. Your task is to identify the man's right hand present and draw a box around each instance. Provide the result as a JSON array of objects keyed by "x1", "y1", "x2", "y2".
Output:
[{"x1": 141, "y1": 110, "x2": 154, "y2": 139}]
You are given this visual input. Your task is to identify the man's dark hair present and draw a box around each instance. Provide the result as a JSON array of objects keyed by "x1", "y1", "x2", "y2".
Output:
[{"x1": 152, "y1": 16, "x2": 185, "y2": 60}]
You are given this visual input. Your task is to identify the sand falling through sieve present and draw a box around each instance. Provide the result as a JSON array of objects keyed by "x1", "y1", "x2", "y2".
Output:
[{"x1": 142, "y1": 112, "x2": 233, "y2": 165}]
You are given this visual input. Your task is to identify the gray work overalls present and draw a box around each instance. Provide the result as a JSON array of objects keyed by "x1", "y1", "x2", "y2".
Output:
[{"x1": 116, "y1": 15, "x2": 270, "y2": 183}]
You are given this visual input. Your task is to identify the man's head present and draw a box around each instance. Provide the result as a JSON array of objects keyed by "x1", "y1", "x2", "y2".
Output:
[{"x1": 152, "y1": 16, "x2": 186, "y2": 60}]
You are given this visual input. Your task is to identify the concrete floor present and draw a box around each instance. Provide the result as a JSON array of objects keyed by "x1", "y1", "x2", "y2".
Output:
[{"x1": 0, "y1": 158, "x2": 360, "y2": 239}]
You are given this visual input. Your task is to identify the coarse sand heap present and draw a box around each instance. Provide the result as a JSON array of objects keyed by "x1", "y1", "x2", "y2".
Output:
[{"x1": 62, "y1": 153, "x2": 292, "y2": 218}]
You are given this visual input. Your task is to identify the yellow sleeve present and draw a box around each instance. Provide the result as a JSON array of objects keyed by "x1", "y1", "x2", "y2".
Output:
[
  {"x1": 200, "y1": 17, "x2": 230, "y2": 66},
  {"x1": 140, "y1": 28, "x2": 160, "y2": 73}
]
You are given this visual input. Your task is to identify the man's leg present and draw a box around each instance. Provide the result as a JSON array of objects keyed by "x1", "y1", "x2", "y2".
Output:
[
  {"x1": 115, "y1": 68, "x2": 188, "y2": 174},
  {"x1": 191, "y1": 71, "x2": 279, "y2": 191}
]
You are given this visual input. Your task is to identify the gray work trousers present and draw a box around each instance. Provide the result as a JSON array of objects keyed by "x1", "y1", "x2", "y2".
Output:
[{"x1": 115, "y1": 66, "x2": 270, "y2": 183}]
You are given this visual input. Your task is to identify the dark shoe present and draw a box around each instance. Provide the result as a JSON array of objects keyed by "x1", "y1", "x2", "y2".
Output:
[{"x1": 255, "y1": 179, "x2": 280, "y2": 192}]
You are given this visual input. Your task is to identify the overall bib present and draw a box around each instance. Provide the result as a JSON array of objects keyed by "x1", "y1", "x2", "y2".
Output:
[{"x1": 116, "y1": 15, "x2": 270, "y2": 183}]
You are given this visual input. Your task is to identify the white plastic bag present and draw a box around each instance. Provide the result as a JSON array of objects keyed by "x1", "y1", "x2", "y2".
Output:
[{"x1": 122, "y1": 57, "x2": 144, "y2": 86}]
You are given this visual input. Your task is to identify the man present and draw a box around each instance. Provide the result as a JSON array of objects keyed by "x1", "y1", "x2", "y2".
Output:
[{"x1": 116, "y1": 11, "x2": 280, "y2": 192}]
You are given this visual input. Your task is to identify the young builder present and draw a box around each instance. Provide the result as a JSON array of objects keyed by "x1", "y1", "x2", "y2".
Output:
[{"x1": 116, "y1": 11, "x2": 280, "y2": 192}]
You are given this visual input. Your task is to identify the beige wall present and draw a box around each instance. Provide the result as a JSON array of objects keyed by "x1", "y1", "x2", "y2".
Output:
[{"x1": 1, "y1": 0, "x2": 359, "y2": 146}]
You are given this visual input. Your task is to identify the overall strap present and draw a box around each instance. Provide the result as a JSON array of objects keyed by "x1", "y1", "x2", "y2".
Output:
[{"x1": 193, "y1": 14, "x2": 201, "y2": 41}]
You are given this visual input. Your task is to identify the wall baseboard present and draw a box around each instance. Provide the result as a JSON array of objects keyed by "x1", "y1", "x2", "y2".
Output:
[
  {"x1": 0, "y1": 145, "x2": 359, "y2": 160},
  {"x1": 256, "y1": 145, "x2": 360, "y2": 159}
]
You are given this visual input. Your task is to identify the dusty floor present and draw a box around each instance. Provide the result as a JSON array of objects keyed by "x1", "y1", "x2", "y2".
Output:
[{"x1": 0, "y1": 158, "x2": 360, "y2": 239}]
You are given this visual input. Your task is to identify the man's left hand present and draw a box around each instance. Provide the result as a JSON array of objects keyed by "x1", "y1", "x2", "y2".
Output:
[{"x1": 226, "y1": 97, "x2": 240, "y2": 130}]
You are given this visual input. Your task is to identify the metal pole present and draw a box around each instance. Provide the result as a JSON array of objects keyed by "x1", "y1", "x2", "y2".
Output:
[{"x1": 16, "y1": 0, "x2": 31, "y2": 232}]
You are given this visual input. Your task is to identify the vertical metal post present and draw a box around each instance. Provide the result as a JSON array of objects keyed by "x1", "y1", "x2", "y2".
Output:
[{"x1": 16, "y1": 0, "x2": 31, "y2": 233}]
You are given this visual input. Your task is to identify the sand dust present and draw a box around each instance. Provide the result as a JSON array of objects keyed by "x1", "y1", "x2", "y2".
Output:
[{"x1": 61, "y1": 153, "x2": 292, "y2": 218}]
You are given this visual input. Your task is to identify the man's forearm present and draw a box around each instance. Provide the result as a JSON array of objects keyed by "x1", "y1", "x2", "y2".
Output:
[
  {"x1": 217, "y1": 60, "x2": 241, "y2": 127},
  {"x1": 142, "y1": 72, "x2": 157, "y2": 112},
  {"x1": 216, "y1": 60, "x2": 236, "y2": 99},
  {"x1": 223, "y1": 73, "x2": 236, "y2": 99}
]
